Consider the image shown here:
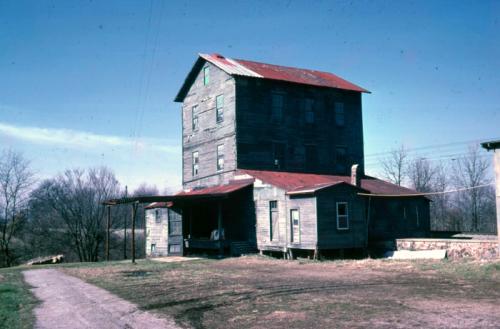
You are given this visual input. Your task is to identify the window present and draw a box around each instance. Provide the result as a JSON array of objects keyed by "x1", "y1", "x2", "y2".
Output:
[
  {"x1": 155, "y1": 209, "x2": 161, "y2": 223},
  {"x1": 216, "y1": 94, "x2": 224, "y2": 123},
  {"x1": 151, "y1": 243, "x2": 156, "y2": 253},
  {"x1": 335, "y1": 146, "x2": 347, "y2": 172},
  {"x1": 304, "y1": 98, "x2": 315, "y2": 124},
  {"x1": 216, "y1": 144, "x2": 224, "y2": 171},
  {"x1": 335, "y1": 102, "x2": 345, "y2": 126},
  {"x1": 203, "y1": 66, "x2": 210, "y2": 85},
  {"x1": 273, "y1": 142, "x2": 285, "y2": 169},
  {"x1": 305, "y1": 145, "x2": 317, "y2": 170},
  {"x1": 192, "y1": 105, "x2": 198, "y2": 131},
  {"x1": 271, "y1": 93, "x2": 284, "y2": 123},
  {"x1": 336, "y1": 202, "x2": 349, "y2": 230},
  {"x1": 290, "y1": 209, "x2": 300, "y2": 243},
  {"x1": 192, "y1": 151, "x2": 199, "y2": 176},
  {"x1": 269, "y1": 201, "x2": 278, "y2": 241}
]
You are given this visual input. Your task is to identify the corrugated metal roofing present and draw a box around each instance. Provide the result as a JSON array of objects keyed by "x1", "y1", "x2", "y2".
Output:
[
  {"x1": 239, "y1": 169, "x2": 424, "y2": 197},
  {"x1": 175, "y1": 53, "x2": 369, "y2": 102},
  {"x1": 234, "y1": 58, "x2": 369, "y2": 93},
  {"x1": 175, "y1": 179, "x2": 254, "y2": 197}
]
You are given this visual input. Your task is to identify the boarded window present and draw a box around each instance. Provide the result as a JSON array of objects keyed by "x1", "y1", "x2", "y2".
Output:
[
  {"x1": 169, "y1": 221, "x2": 182, "y2": 235},
  {"x1": 335, "y1": 102, "x2": 345, "y2": 126},
  {"x1": 305, "y1": 145, "x2": 317, "y2": 169},
  {"x1": 336, "y1": 202, "x2": 349, "y2": 230},
  {"x1": 216, "y1": 94, "x2": 224, "y2": 123},
  {"x1": 335, "y1": 146, "x2": 347, "y2": 172},
  {"x1": 290, "y1": 209, "x2": 300, "y2": 243},
  {"x1": 304, "y1": 98, "x2": 315, "y2": 124},
  {"x1": 155, "y1": 209, "x2": 161, "y2": 223},
  {"x1": 203, "y1": 66, "x2": 210, "y2": 85},
  {"x1": 169, "y1": 244, "x2": 181, "y2": 253},
  {"x1": 273, "y1": 142, "x2": 285, "y2": 169},
  {"x1": 271, "y1": 93, "x2": 284, "y2": 123},
  {"x1": 269, "y1": 201, "x2": 278, "y2": 241},
  {"x1": 192, "y1": 105, "x2": 198, "y2": 131},
  {"x1": 192, "y1": 151, "x2": 199, "y2": 176},
  {"x1": 217, "y1": 144, "x2": 224, "y2": 171}
]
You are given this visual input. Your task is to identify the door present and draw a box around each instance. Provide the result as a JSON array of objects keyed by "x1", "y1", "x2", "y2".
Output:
[
  {"x1": 290, "y1": 209, "x2": 300, "y2": 243},
  {"x1": 168, "y1": 208, "x2": 183, "y2": 256}
]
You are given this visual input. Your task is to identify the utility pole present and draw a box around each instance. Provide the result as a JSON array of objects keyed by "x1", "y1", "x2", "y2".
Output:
[
  {"x1": 123, "y1": 185, "x2": 128, "y2": 260},
  {"x1": 106, "y1": 206, "x2": 111, "y2": 261},
  {"x1": 131, "y1": 202, "x2": 138, "y2": 264}
]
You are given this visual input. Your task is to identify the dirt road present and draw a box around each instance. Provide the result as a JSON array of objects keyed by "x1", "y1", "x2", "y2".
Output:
[{"x1": 23, "y1": 269, "x2": 180, "y2": 329}]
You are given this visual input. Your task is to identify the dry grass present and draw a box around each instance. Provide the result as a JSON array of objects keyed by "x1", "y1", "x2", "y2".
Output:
[{"x1": 62, "y1": 256, "x2": 500, "y2": 329}]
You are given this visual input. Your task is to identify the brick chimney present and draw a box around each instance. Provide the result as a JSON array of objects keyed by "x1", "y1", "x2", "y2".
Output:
[{"x1": 351, "y1": 164, "x2": 360, "y2": 187}]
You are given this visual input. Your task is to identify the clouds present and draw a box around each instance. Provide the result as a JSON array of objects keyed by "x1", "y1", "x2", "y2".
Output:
[{"x1": 0, "y1": 121, "x2": 180, "y2": 155}]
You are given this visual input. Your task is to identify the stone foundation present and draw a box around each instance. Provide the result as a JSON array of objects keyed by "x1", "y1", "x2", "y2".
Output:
[{"x1": 396, "y1": 238, "x2": 499, "y2": 259}]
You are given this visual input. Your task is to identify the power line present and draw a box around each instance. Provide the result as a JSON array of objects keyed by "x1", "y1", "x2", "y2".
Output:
[
  {"x1": 357, "y1": 183, "x2": 494, "y2": 198},
  {"x1": 365, "y1": 137, "x2": 500, "y2": 158}
]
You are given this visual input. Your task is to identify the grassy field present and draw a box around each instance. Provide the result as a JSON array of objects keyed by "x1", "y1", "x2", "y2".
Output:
[
  {"x1": 0, "y1": 267, "x2": 38, "y2": 329},
  {"x1": 59, "y1": 256, "x2": 500, "y2": 329}
]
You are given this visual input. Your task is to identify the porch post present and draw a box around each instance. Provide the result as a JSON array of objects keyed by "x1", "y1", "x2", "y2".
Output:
[
  {"x1": 131, "y1": 202, "x2": 138, "y2": 264},
  {"x1": 217, "y1": 201, "x2": 223, "y2": 256},
  {"x1": 106, "y1": 206, "x2": 111, "y2": 261}
]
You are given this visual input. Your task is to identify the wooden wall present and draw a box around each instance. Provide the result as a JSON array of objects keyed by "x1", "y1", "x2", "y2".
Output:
[
  {"x1": 316, "y1": 185, "x2": 367, "y2": 249},
  {"x1": 253, "y1": 182, "x2": 288, "y2": 251},
  {"x1": 145, "y1": 207, "x2": 169, "y2": 257},
  {"x1": 368, "y1": 197, "x2": 430, "y2": 243},
  {"x1": 182, "y1": 62, "x2": 237, "y2": 189},
  {"x1": 287, "y1": 195, "x2": 318, "y2": 250},
  {"x1": 235, "y1": 77, "x2": 365, "y2": 176}
]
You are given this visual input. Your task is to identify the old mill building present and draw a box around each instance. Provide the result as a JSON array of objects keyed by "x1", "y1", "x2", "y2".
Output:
[{"x1": 141, "y1": 53, "x2": 430, "y2": 258}]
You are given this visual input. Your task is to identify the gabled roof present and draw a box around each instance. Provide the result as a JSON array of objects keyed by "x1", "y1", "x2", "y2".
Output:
[
  {"x1": 174, "y1": 53, "x2": 370, "y2": 102},
  {"x1": 238, "y1": 169, "x2": 426, "y2": 197}
]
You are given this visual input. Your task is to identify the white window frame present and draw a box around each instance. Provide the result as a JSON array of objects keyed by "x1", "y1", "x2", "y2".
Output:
[
  {"x1": 216, "y1": 144, "x2": 224, "y2": 171},
  {"x1": 192, "y1": 105, "x2": 199, "y2": 131},
  {"x1": 216, "y1": 94, "x2": 224, "y2": 123},
  {"x1": 336, "y1": 202, "x2": 349, "y2": 230},
  {"x1": 192, "y1": 151, "x2": 199, "y2": 176}
]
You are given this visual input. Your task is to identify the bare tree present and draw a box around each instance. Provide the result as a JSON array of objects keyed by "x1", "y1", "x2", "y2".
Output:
[
  {"x1": 407, "y1": 157, "x2": 436, "y2": 193},
  {"x1": 452, "y1": 146, "x2": 492, "y2": 232},
  {"x1": 0, "y1": 150, "x2": 35, "y2": 267},
  {"x1": 31, "y1": 167, "x2": 120, "y2": 262},
  {"x1": 133, "y1": 183, "x2": 159, "y2": 197},
  {"x1": 380, "y1": 145, "x2": 408, "y2": 186}
]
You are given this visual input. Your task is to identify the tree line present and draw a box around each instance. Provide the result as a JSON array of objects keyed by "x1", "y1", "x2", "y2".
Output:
[
  {"x1": 0, "y1": 149, "x2": 159, "y2": 268},
  {"x1": 380, "y1": 145, "x2": 496, "y2": 233}
]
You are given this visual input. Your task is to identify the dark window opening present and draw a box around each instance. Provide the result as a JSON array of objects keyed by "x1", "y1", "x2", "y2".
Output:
[
  {"x1": 335, "y1": 102, "x2": 345, "y2": 126},
  {"x1": 271, "y1": 93, "x2": 284, "y2": 123},
  {"x1": 216, "y1": 94, "x2": 224, "y2": 123},
  {"x1": 269, "y1": 201, "x2": 278, "y2": 241}
]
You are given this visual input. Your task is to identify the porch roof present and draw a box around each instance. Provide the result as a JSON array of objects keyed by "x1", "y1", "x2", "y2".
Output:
[{"x1": 103, "y1": 179, "x2": 254, "y2": 205}]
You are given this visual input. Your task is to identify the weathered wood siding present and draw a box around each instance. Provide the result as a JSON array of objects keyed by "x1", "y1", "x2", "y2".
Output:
[
  {"x1": 287, "y1": 195, "x2": 318, "y2": 250},
  {"x1": 254, "y1": 182, "x2": 288, "y2": 251},
  {"x1": 182, "y1": 62, "x2": 237, "y2": 189},
  {"x1": 235, "y1": 77, "x2": 364, "y2": 176},
  {"x1": 368, "y1": 197, "x2": 430, "y2": 243},
  {"x1": 145, "y1": 208, "x2": 168, "y2": 257},
  {"x1": 316, "y1": 185, "x2": 367, "y2": 249}
]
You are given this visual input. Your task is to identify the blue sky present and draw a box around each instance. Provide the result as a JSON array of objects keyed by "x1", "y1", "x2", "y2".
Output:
[{"x1": 1, "y1": 0, "x2": 499, "y2": 191}]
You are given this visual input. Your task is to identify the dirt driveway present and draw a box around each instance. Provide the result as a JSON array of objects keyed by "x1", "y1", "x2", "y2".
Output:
[{"x1": 23, "y1": 269, "x2": 180, "y2": 329}]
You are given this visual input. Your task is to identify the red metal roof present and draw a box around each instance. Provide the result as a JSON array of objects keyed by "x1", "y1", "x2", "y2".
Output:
[
  {"x1": 239, "y1": 170, "x2": 423, "y2": 197},
  {"x1": 175, "y1": 179, "x2": 254, "y2": 198},
  {"x1": 234, "y1": 58, "x2": 370, "y2": 93}
]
